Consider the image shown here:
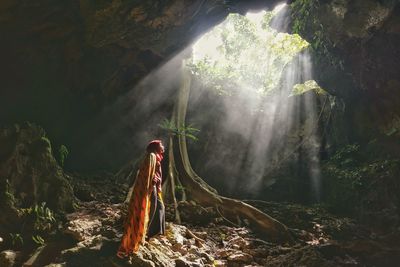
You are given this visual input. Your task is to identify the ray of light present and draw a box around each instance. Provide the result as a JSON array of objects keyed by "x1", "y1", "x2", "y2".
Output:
[{"x1": 190, "y1": 5, "x2": 323, "y2": 201}]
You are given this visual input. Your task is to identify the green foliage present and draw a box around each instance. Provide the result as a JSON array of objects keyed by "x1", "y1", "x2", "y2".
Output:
[
  {"x1": 291, "y1": 80, "x2": 327, "y2": 96},
  {"x1": 159, "y1": 118, "x2": 200, "y2": 141},
  {"x1": 188, "y1": 58, "x2": 236, "y2": 96},
  {"x1": 291, "y1": 0, "x2": 319, "y2": 35},
  {"x1": 322, "y1": 143, "x2": 400, "y2": 214},
  {"x1": 4, "y1": 179, "x2": 16, "y2": 207},
  {"x1": 2, "y1": 188, "x2": 57, "y2": 248},
  {"x1": 175, "y1": 184, "x2": 184, "y2": 194},
  {"x1": 323, "y1": 144, "x2": 364, "y2": 211},
  {"x1": 291, "y1": 0, "x2": 344, "y2": 69},
  {"x1": 32, "y1": 234, "x2": 45, "y2": 246},
  {"x1": 385, "y1": 127, "x2": 398, "y2": 136},
  {"x1": 21, "y1": 202, "x2": 56, "y2": 232},
  {"x1": 11, "y1": 202, "x2": 57, "y2": 247},
  {"x1": 9, "y1": 233, "x2": 23, "y2": 246},
  {"x1": 190, "y1": 11, "x2": 309, "y2": 96},
  {"x1": 174, "y1": 184, "x2": 185, "y2": 200},
  {"x1": 58, "y1": 145, "x2": 69, "y2": 167},
  {"x1": 72, "y1": 202, "x2": 80, "y2": 210},
  {"x1": 218, "y1": 232, "x2": 227, "y2": 241},
  {"x1": 330, "y1": 144, "x2": 360, "y2": 162}
]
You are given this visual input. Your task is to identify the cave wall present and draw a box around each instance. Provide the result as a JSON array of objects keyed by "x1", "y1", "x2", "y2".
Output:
[
  {"x1": 0, "y1": 0, "x2": 399, "y2": 171},
  {"x1": 288, "y1": 0, "x2": 400, "y2": 142},
  {"x1": 0, "y1": 0, "x2": 285, "y2": 170}
]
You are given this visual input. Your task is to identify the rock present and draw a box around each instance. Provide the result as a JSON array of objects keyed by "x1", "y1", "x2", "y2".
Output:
[
  {"x1": 64, "y1": 216, "x2": 102, "y2": 242},
  {"x1": 213, "y1": 259, "x2": 227, "y2": 267},
  {"x1": 171, "y1": 242, "x2": 184, "y2": 252},
  {"x1": 317, "y1": 242, "x2": 344, "y2": 259},
  {"x1": 0, "y1": 123, "x2": 75, "y2": 222},
  {"x1": 188, "y1": 247, "x2": 200, "y2": 254},
  {"x1": 175, "y1": 257, "x2": 192, "y2": 267},
  {"x1": 129, "y1": 253, "x2": 156, "y2": 267},
  {"x1": 74, "y1": 187, "x2": 95, "y2": 202},
  {"x1": 245, "y1": 247, "x2": 269, "y2": 258},
  {"x1": 263, "y1": 246, "x2": 334, "y2": 267},
  {"x1": 0, "y1": 250, "x2": 18, "y2": 267},
  {"x1": 166, "y1": 223, "x2": 187, "y2": 246},
  {"x1": 227, "y1": 252, "x2": 253, "y2": 264},
  {"x1": 64, "y1": 201, "x2": 123, "y2": 243},
  {"x1": 199, "y1": 252, "x2": 214, "y2": 263},
  {"x1": 134, "y1": 244, "x2": 174, "y2": 267},
  {"x1": 227, "y1": 236, "x2": 250, "y2": 249},
  {"x1": 216, "y1": 248, "x2": 234, "y2": 258},
  {"x1": 22, "y1": 245, "x2": 47, "y2": 267},
  {"x1": 193, "y1": 231, "x2": 208, "y2": 240},
  {"x1": 41, "y1": 185, "x2": 400, "y2": 267},
  {"x1": 61, "y1": 236, "x2": 123, "y2": 267}
]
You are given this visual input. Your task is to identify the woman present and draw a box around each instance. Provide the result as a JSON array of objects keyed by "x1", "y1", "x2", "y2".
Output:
[{"x1": 117, "y1": 140, "x2": 166, "y2": 258}]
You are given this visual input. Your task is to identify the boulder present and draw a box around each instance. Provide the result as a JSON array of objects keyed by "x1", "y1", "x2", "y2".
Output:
[
  {"x1": 0, "y1": 123, "x2": 75, "y2": 232},
  {"x1": 0, "y1": 250, "x2": 18, "y2": 267}
]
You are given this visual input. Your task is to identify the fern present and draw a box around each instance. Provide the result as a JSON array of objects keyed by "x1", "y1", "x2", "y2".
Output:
[
  {"x1": 21, "y1": 202, "x2": 56, "y2": 233},
  {"x1": 9, "y1": 233, "x2": 23, "y2": 246},
  {"x1": 158, "y1": 118, "x2": 200, "y2": 141}
]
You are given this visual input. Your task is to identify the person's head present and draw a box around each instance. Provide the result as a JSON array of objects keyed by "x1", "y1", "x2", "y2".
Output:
[{"x1": 146, "y1": 140, "x2": 165, "y2": 154}]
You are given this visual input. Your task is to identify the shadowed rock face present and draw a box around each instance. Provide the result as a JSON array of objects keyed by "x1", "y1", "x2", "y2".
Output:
[
  {"x1": 0, "y1": 0, "x2": 282, "y2": 170},
  {"x1": 288, "y1": 0, "x2": 400, "y2": 141},
  {"x1": 0, "y1": 123, "x2": 75, "y2": 207},
  {"x1": 0, "y1": 0, "x2": 399, "y2": 170},
  {"x1": 0, "y1": 122, "x2": 75, "y2": 235},
  {"x1": 0, "y1": 0, "x2": 282, "y2": 110}
]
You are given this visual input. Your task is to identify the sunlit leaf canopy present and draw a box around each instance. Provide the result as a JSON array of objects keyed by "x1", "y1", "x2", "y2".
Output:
[
  {"x1": 291, "y1": 80, "x2": 327, "y2": 96},
  {"x1": 190, "y1": 5, "x2": 317, "y2": 96}
]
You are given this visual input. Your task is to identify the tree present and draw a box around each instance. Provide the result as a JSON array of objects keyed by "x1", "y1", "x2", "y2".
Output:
[
  {"x1": 162, "y1": 61, "x2": 293, "y2": 243},
  {"x1": 190, "y1": 12, "x2": 309, "y2": 96}
]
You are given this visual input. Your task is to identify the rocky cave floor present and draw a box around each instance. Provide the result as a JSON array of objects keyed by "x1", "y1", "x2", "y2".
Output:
[{"x1": 4, "y1": 174, "x2": 400, "y2": 267}]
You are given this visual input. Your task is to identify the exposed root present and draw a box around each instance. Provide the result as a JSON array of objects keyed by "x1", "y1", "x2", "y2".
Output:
[
  {"x1": 186, "y1": 228, "x2": 205, "y2": 246},
  {"x1": 216, "y1": 205, "x2": 240, "y2": 228}
]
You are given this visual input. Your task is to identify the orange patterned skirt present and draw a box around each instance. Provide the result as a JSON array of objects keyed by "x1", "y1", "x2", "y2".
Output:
[{"x1": 117, "y1": 153, "x2": 156, "y2": 257}]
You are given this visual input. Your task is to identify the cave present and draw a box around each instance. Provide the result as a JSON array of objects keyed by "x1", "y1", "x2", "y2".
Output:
[{"x1": 1, "y1": 0, "x2": 400, "y2": 266}]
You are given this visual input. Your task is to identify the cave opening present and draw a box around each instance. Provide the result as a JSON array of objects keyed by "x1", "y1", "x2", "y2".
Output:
[{"x1": 186, "y1": 4, "x2": 327, "y2": 203}]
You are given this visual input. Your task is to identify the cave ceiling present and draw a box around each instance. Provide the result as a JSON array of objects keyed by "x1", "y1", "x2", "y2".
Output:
[{"x1": 0, "y1": 0, "x2": 399, "y2": 169}]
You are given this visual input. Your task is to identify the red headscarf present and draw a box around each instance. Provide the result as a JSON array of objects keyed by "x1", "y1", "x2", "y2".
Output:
[{"x1": 146, "y1": 140, "x2": 163, "y2": 161}]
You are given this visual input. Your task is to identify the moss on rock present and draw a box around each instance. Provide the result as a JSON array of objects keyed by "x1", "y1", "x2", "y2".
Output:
[{"x1": 0, "y1": 122, "x2": 75, "y2": 235}]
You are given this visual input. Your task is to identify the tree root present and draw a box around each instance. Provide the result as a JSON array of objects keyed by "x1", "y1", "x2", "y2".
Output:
[{"x1": 186, "y1": 228, "x2": 205, "y2": 246}]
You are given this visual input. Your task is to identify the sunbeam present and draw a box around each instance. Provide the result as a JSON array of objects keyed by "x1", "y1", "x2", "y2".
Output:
[{"x1": 189, "y1": 6, "x2": 325, "y2": 201}]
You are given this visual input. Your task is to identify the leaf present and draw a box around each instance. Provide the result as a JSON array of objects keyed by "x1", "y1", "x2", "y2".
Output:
[
  {"x1": 32, "y1": 235, "x2": 45, "y2": 245},
  {"x1": 159, "y1": 118, "x2": 200, "y2": 141},
  {"x1": 184, "y1": 133, "x2": 199, "y2": 141}
]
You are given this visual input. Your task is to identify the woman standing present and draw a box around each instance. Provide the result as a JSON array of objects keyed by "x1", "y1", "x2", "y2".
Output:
[{"x1": 117, "y1": 140, "x2": 166, "y2": 258}]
